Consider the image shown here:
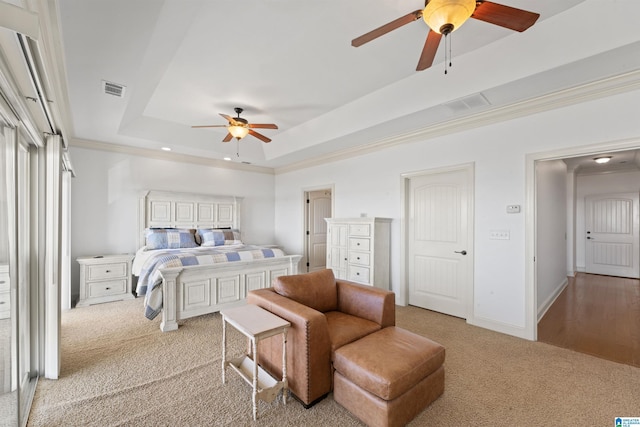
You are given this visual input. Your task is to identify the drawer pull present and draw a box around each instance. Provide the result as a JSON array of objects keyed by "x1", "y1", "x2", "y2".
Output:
[
  {"x1": 105, "y1": 287, "x2": 111, "y2": 290},
  {"x1": 356, "y1": 243, "x2": 360, "y2": 246},
  {"x1": 105, "y1": 270, "x2": 111, "y2": 273},
  {"x1": 0, "y1": 281, "x2": 5, "y2": 284},
  {"x1": 0, "y1": 301, "x2": 5, "y2": 305},
  {"x1": 356, "y1": 257, "x2": 360, "y2": 260},
  {"x1": 356, "y1": 272, "x2": 360, "y2": 275}
]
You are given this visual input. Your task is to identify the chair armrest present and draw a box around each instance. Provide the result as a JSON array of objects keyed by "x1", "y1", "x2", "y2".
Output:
[
  {"x1": 336, "y1": 280, "x2": 396, "y2": 328},
  {"x1": 247, "y1": 288, "x2": 333, "y2": 406}
]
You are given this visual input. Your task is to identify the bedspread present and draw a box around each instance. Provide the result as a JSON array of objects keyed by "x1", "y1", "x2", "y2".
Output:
[{"x1": 136, "y1": 245, "x2": 286, "y2": 320}]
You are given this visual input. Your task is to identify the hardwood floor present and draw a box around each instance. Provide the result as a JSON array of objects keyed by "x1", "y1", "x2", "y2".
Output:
[{"x1": 538, "y1": 273, "x2": 640, "y2": 368}]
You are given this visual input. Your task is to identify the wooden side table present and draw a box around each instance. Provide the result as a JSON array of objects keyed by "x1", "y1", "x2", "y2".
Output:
[{"x1": 221, "y1": 304, "x2": 290, "y2": 421}]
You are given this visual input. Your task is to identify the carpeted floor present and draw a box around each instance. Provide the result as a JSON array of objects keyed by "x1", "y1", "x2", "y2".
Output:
[{"x1": 27, "y1": 298, "x2": 640, "y2": 426}]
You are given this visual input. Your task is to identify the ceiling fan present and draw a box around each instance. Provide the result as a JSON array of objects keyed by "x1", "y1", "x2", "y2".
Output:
[
  {"x1": 352, "y1": 0, "x2": 540, "y2": 71},
  {"x1": 192, "y1": 107, "x2": 278, "y2": 143}
]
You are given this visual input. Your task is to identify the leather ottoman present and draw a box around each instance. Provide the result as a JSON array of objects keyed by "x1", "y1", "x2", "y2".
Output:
[{"x1": 333, "y1": 326, "x2": 445, "y2": 427}]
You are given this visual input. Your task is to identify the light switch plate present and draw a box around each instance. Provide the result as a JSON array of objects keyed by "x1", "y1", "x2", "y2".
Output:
[{"x1": 490, "y1": 230, "x2": 510, "y2": 240}]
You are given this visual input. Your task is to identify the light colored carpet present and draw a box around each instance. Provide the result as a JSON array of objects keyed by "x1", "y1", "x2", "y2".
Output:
[{"x1": 27, "y1": 298, "x2": 640, "y2": 426}]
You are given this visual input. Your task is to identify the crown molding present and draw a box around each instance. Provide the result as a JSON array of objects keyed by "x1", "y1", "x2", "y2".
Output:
[
  {"x1": 274, "y1": 69, "x2": 640, "y2": 175},
  {"x1": 69, "y1": 138, "x2": 275, "y2": 175}
]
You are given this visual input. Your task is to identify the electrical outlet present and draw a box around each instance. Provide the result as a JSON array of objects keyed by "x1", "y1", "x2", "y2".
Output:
[{"x1": 490, "y1": 230, "x2": 510, "y2": 240}]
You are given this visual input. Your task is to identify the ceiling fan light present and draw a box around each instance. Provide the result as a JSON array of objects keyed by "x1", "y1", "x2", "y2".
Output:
[
  {"x1": 423, "y1": 0, "x2": 476, "y2": 34},
  {"x1": 228, "y1": 125, "x2": 249, "y2": 139}
]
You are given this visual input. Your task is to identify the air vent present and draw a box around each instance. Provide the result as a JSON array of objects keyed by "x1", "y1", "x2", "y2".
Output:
[
  {"x1": 102, "y1": 80, "x2": 126, "y2": 97},
  {"x1": 442, "y1": 93, "x2": 490, "y2": 114}
]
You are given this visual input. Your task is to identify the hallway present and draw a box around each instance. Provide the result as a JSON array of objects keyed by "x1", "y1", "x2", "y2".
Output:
[{"x1": 538, "y1": 273, "x2": 640, "y2": 368}]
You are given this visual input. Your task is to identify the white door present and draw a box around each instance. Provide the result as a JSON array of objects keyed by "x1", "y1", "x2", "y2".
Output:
[
  {"x1": 407, "y1": 167, "x2": 472, "y2": 318},
  {"x1": 305, "y1": 190, "x2": 332, "y2": 272},
  {"x1": 585, "y1": 193, "x2": 640, "y2": 278}
]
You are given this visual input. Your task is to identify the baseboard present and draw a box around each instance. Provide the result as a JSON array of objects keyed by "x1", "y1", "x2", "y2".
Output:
[
  {"x1": 466, "y1": 316, "x2": 531, "y2": 341},
  {"x1": 537, "y1": 277, "x2": 568, "y2": 322}
]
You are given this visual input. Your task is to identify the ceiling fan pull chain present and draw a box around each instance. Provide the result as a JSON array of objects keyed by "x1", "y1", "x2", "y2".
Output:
[
  {"x1": 449, "y1": 33, "x2": 453, "y2": 69},
  {"x1": 444, "y1": 33, "x2": 449, "y2": 74}
]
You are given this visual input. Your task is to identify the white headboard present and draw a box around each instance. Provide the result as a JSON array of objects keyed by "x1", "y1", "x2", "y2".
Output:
[{"x1": 138, "y1": 190, "x2": 243, "y2": 248}]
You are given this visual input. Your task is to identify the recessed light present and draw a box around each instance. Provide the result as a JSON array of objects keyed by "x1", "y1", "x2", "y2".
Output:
[
  {"x1": 594, "y1": 156, "x2": 611, "y2": 164},
  {"x1": 223, "y1": 157, "x2": 231, "y2": 161},
  {"x1": 161, "y1": 147, "x2": 171, "y2": 151}
]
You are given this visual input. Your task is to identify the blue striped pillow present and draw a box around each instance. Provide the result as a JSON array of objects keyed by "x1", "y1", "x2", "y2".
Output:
[
  {"x1": 145, "y1": 228, "x2": 198, "y2": 250},
  {"x1": 197, "y1": 229, "x2": 242, "y2": 247}
]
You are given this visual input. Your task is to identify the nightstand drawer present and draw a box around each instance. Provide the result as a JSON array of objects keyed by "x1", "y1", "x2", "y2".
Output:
[
  {"x1": 87, "y1": 262, "x2": 128, "y2": 281},
  {"x1": 87, "y1": 279, "x2": 127, "y2": 298},
  {"x1": 349, "y1": 251, "x2": 370, "y2": 266}
]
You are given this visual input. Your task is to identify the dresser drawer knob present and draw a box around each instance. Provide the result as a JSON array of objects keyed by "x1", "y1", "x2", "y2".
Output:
[
  {"x1": 105, "y1": 270, "x2": 111, "y2": 273},
  {"x1": 0, "y1": 281, "x2": 4, "y2": 284},
  {"x1": 0, "y1": 301, "x2": 5, "y2": 305},
  {"x1": 105, "y1": 287, "x2": 111, "y2": 290}
]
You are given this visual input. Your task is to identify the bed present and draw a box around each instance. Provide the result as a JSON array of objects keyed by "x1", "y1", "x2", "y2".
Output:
[{"x1": 134, "y1": 190, "x2": 302, "y2": 332}]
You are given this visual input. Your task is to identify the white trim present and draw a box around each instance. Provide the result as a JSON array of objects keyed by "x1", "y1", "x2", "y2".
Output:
[
  {"x1": 70, "y1": 138, "x2": 274, "y2": 175},
  {"x1": 466, "y1": 316, "x2": 529, "y2": 340},
  {"x1": 276, "y1": 70, "x2": 640, "y2": 175},
  {"x1": 44, "y1": 134, "x2": 61, "y2": 379},
  {"x1": 537, "y1": 278, "x2": 568, "y2": 322},
  {"x1": 0, "y1": 2, "x2": 39, "y2": 40}
]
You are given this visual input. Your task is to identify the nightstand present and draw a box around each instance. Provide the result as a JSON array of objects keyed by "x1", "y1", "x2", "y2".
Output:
[{"x1": 76, "y1": 254, "x2": 135, "y2": 307}]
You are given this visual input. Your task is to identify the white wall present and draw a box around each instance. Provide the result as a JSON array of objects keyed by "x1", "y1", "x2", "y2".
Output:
[
  {"x1": 275, "y1": 87, "x2": 640, "y2": 338},
  {"x1": 575, "y1": 169, "x2": 640, "y2": 271},
  {"x1": 69, "y1": 147, "x2": 276, "y2": 300},
  {"x1": 535, "y1": 160, "x2": 568, "y2": 320}
]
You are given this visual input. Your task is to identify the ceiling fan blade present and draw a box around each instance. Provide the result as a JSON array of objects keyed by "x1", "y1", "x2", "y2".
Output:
[
  {"x1": 471, "y1": 1, "x2": 540, "y2": 32},
  {"x1": 222, "y1": 133, "x2": 233, "y2": 142},
  {"x1": 416, "y1": 30, "x2": 442, "y2": 71},
  {"x1": 249, "y1": 123, "x2": 278, "y2": 129},
  {"x1": 219, "y1": 113, "x2": 238, "y2": 124},
  {"x1": 248, "y1": 129, "x2": 271, "y2": 143},
  {"x1": 191, "y1": 124, "x2": 228, "y2": 128},
  {"x1": 352, "y1": 9, "x2": 423, "y2": 47}
]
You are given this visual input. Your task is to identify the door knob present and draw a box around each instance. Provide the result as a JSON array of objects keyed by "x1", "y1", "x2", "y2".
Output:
[{"x1": 454, "y1": 250, "x2": 467, "y2": 255}]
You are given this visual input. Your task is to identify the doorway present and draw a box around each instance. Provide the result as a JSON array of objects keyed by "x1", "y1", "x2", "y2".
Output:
[
  {"x1": 402, "y1": 164, "x2": 474, "y2": 319},
  {"x1": 528, "y1": 143, "x2": 640, "y2": 343},
  {"x1": 303, "y1": 188, "x2": 333, "y2": 273}
]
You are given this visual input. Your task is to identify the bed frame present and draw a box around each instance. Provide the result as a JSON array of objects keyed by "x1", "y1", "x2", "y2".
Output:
[{"x1": 138, "y1": 190, "x2": 301, "y2": 332}]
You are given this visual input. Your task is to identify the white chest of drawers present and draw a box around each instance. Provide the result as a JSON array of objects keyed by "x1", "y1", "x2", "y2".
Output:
[
  {"x1": 76, "y1": 254, "x2": 135, "y2": 307},
  {"x1": 325, "y1": 218, "x2": 391, "y2": 289}
]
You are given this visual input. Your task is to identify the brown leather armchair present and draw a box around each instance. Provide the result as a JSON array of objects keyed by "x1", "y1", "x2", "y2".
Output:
[{"x1": 247, "y1": 269, "x2": 395, "y2": 407}]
